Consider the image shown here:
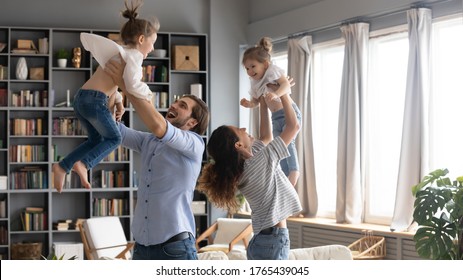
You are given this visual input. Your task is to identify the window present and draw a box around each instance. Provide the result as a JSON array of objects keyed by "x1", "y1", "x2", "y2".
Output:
[
  {"x1": 272, "y1": 53, "x2": 288, "y2": 75},
  {"x1": 238, "y1": 14, "x2": 463, "y2": 226},
  {"x1": 312, "y1": 40, "x2": 344, "y2": 218},
  {"x1": 365, "y1": 28, "x2": 408, "y2": 224},
  {"x1": 430, "y1": 16, "x2": 463, "y2": 179}
]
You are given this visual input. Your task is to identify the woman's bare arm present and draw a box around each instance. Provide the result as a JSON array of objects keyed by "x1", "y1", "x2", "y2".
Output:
[
  {"x1": 278, "y1": 94, "x2": 300, "y2": 146},
  {"x1": 259, "y1": 96, "x2": 272, "y2": 145}
]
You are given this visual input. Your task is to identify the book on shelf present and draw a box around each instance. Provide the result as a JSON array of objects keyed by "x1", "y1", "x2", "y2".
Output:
[
  {"x1": 11, "y1": 48, "x2": 38, "y2": 54},
  {"x1": 0, "y1": 199, "x2": 6, "y2": 218},
  {"x1": 0, "y1": 176, "x2": 7, "y2": 190},
  {"x1": 0, "y1": 88, "x2": 7, "y2": 106},
  {"x1": 25, "y1": 206, "x2": 44, "y2": 212},
  {"x1": 52, "y1": 219, "x2": 76, "y2": 231}
]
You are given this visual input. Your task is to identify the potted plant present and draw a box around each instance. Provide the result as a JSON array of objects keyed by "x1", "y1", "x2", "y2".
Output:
[
  {"x1": 42, "y1": 251, "x2": 77, "y2": 260},
  {"x1": 55, "y1": 48, "x2": 69, "y2": 68},
  {"x1": 412, "y1": 168, "x2": 463, "y2": 259}
]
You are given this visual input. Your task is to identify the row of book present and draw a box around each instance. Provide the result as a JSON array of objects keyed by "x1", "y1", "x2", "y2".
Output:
[
  {"x1": 10, "y1": 89, "x2": 49, "y2": 107},
  {"x1": 102, "y1": 146, "x2": 130, "y2": 162},
  {"x1": 152, "y1": 91, "x2": 169, "y2": 109},
  {"x1": 92, "y1": 198, "x2": 129, "y2": 217},
  {"x1": 94, "y1": 170, "x2": 128, "y2": 188},
  {"x1": 52, "y1": 116, "x2": 85, "y2": 136},
  {"x1": 10, "y1": 118, "x2": 46, "y2": 136},
  {"x1": 50, "y1": 144, "x2": 129, "y2": 163},
  {"x1": 141, "y1": 65, "x2": 168, "y2": 83},
  {"x1": 9, "y1": 145, "x2": 46, "y2": 162},
  {"x1": 9, "y1": 167, "x2": 48, "y2": 190},
  {"x1": 52, "y1": 218, "x2": 84, "y2": 231},
  {"x1": 21, "y1": 207, "x2": 47, "y2": 231}
]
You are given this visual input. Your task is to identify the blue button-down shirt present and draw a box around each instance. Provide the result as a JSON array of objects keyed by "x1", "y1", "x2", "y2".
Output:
[{"x1": 118, "y1": 120, "x2": 204, "y2": 245}]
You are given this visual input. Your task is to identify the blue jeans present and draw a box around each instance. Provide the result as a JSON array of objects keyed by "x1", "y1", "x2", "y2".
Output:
[
  {"x1": 272, "y1": 102, "x2": 302, "y2": 175},
  {"x1": 247, "y1": 227, "x2": 290, "y2": 260},
  {"x1": 59, "y1": 89, "x2": 121, "y2": 173},
  {"x1": 132, "y1": 233, "x2": 198, "y2": 260}
]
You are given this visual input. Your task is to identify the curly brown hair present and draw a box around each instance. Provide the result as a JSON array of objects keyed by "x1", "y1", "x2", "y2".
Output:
[{"x1": 197, "y1": 125, "x2": 245, "y2": 212}]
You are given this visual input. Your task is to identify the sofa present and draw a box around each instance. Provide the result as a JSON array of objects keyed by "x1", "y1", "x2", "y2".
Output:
[{"x1": 198, "y1": 245, "x2": 353, "y2": 260}]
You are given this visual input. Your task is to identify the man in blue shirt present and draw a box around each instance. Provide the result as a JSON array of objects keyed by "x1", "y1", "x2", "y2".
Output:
[{"x1": 105, "y1": 58, "x2": 209, "y2": 260}]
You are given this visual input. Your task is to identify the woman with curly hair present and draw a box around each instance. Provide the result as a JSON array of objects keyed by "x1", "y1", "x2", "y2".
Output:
[{"x1": 198, "y1": 90, "x2": 302, "y2": 260}]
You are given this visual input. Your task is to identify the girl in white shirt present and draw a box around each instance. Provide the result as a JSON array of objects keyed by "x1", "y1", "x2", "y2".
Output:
[
  {"x1": 240, "y1": 37, "x2": 302, "y2": 187},
  {"x1": 53, "y1": 0, "x2": 159, "y2": 192}
]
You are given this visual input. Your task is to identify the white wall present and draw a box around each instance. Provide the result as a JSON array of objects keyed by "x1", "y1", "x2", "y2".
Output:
[
  {"x1": 209, "y1": 0, "x2": 249, "y2": 130},
  {"x1": 0, "y1": 0, "x2": 209, "y2": 33}
]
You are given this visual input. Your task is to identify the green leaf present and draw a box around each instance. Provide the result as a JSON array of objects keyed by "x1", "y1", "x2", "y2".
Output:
[
  {"x1": 414, "y1": 216, "x2": 457, "y2": 259},
  {"x1": 412, "y1": 168, "x2": 449, "y2": 196},
  {"x1": 413, "y1": 186, "x2": 453, "y2": 224}
]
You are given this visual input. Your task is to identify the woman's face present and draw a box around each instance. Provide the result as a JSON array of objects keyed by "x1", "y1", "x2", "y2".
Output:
[{"x1": 230, "y1": 126, "x2": 254, "y2": 151}]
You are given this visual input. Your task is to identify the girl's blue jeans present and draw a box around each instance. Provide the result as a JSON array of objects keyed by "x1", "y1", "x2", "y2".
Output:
[{"x1": 59, "y1": 89, "x2": 121, "y2": 173}]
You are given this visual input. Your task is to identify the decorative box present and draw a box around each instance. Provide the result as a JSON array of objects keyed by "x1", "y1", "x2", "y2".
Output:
[
  {"x1": 30, "y1": 67, "x2": 44, "y2": 80},
  {"x1": 53, "y1": 242, "x2": 84, "y2": 260},
  {"x1": 172, "y1": 45, "x2": 199, "y2": 71}
]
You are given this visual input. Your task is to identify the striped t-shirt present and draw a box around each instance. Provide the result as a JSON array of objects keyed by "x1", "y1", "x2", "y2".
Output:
[{"x1": 238, "y1": 136, "x2": 302, "y2": 234}]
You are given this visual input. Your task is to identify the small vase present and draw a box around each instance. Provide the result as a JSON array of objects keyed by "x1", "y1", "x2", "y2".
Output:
[
  {"x1": 38, "y1": 38, "x2": 48, "y2": 54},
  {"x1": 16, "y1": 57, "x2": 28, "y2": 80}
]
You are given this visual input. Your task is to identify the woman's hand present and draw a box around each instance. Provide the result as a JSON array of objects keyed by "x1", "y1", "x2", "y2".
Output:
[{"x1": 266, "y1": 76, "x2": 295, "y2": 92}]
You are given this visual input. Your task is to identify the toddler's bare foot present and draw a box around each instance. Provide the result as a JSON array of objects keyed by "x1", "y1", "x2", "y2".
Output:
[
  {"x1": 73, "y1": 161, "x2": 91, "y2": 189},
  {"x1": 52, "y1": 164, "x2": 66, "y2": 193}
]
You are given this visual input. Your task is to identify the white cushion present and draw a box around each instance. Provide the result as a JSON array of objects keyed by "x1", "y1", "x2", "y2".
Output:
[
  {"x1": 198, "y1": 251, "x2": 229, "y2": 260},
  {"x1": 220, "y1": 245, "x2": 354, "y2": 260},
  {"x1": 227, "y1": 249, "x2": 247, "y2": 260},
  {"x1": 289, "y1": 245, "x2": 353, "y2": 260},
  {"x1": 83, "y1": 217, "x2": 131, "y2": 259}
]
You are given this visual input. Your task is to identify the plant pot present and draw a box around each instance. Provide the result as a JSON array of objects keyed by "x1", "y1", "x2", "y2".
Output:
[{"x1": 57, "y1": 58, "x2": 67, "y2": 68}]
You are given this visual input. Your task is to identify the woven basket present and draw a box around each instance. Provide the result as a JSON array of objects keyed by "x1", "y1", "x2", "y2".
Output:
[
  {"x1": 11, "y1": 242, "x2": 43, "y2": 260},
  {"x1": 348, "y1": 231, "x2": 386, "y2": 260}
]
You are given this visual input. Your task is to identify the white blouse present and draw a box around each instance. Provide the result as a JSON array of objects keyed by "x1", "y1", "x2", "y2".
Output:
[{"x1": 80, "y1": 32, "x2": 152, "y2": 101}]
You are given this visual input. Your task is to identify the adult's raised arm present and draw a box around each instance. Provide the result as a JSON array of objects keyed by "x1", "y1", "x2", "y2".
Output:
[
  {"x1": 278, "y1": 94, "x2": 300, "y2": 146},
  {"x1": 105, "y1": 58, "x2": 167, "y2": 138}
]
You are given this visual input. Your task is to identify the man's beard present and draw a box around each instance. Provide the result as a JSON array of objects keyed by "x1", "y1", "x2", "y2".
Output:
[{"x1": 169, "y1": 116, "x2": 190, "y2": 129}]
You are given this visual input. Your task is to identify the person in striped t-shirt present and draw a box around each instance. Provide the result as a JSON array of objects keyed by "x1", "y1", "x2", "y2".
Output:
[{"x1": 198, "y1": 89, "x2": 302, "y2": 260}]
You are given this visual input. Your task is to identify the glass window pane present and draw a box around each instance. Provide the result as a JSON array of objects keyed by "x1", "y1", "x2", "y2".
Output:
[
  {"x1": 431, "y1": 17, "x2": 463, "y2": 179},
  {"x1": 365, "y1": 31, "x2": 408, "y2": 224},
  {"x1": 312, "y1": 42, "x2": 344, "y2": 218}
]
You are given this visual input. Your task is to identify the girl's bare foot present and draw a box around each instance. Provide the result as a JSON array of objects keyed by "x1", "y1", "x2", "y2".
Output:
[
  {"x1": 52, "y1": 164, "x2": 66, "y2": 193},
  {"x1": 73, "y1": 161, "x2": 91, "y2": 189}
]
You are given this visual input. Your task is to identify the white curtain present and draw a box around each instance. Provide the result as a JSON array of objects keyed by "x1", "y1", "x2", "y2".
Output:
[
  {"x1": 287, "y1": 36, "x2": 317, "y2": 217},
  {"x1": 336, "y1": 23, "x2": 369, "y2": 224},
  {"x1": 390, "y1": 8, "x2": 432, "y2": 232}
]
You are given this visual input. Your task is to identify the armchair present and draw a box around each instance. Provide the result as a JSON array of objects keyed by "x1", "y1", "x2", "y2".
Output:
[
  {"x1": 196, "y1": 218, "x2": 253, "y2": 254},
  {"x1": 78, "y1": 216, "x2": 134, "y2": 260}
]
